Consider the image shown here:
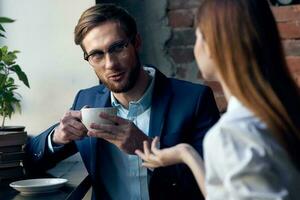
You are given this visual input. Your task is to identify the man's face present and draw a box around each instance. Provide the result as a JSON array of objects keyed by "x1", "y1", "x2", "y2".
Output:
[{"x1": 82, "y1": 21, "x2": 141, "y2": 93}]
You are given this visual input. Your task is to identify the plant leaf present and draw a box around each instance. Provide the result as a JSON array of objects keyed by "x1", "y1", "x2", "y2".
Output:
[
  {"x1": 13, "y1": 100, "x2": 21, "y2": 114},
  {"x1": 6, "y1": 77, "x2": 15, "y2": 86},
  {"x1": 0, "y1": 73, "x2": 6, "y2": 86},
  {"x1": 0, "y1": 17, "x2": 15, "y2": 23},
  {"x1": 0, "y1": 33, "x2": 5, "y2": 38},
  {"x1": 1, "y1": 89, "x2": 21, "y2": 117},
  {"x1": 0, "y1": 24, "x2": 5, "y2": 32},
  {"x1": 1, "y1": 46, "x2": 8, "y2": 54},
  {"x1": 8, "y1": 85, "x2": 18, "y2": 91},
  {"x1": 2, "y1": 51, "x2": 17, "y2": 66},
  {"x1": 9, "y1": 65, "x2": 30, "y2": 88}
]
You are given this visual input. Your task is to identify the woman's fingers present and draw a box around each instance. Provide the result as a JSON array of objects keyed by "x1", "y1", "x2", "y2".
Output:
[
  {"x1": 143, "y1": 141, "x2": 151, "y2": 157},
  {"x1": 136, "y1": 144, "x2": 156, "y2": 163},
  {"x1": 151, "y1": 137, "x2": 160, "y2": 154},
  {"x1": 135, "y1": 149, "x2": 147, "y2": 160},
  {"x1": 135, "y1": 139, "x2": 163, "y2": 170},
  {"x1": 142, "y1": 162, "x2": 158, "y2": 169}
]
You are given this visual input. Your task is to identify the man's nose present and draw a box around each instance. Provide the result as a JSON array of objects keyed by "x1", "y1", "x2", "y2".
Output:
[{"x1": 104, "y1": 53, "x2": 117, "y2": 69}]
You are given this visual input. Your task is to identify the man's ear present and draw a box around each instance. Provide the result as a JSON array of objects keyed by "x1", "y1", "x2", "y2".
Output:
[{"x1": 133, "y1": 33, "x2": 142, "y2": 51}]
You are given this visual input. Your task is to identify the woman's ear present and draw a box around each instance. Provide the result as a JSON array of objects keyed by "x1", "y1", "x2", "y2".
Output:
[{"x1": 203, "y1": 40, "x2": 211, "y2": 58}]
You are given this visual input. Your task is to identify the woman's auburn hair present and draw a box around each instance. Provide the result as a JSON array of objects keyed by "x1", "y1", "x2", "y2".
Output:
[{"x1": 197, "y1": 0, "x2": 300, "y2": 168}]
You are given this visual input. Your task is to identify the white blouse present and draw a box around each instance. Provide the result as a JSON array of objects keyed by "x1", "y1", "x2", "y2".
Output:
[{"x1": 203, "y1": 97, "x2": 300, "y2": 200}]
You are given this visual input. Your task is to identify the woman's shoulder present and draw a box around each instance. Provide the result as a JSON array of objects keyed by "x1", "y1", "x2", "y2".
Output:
[
  {"x1": 203, "y1": 100, "x2": 296, "y2": 173},
  {"x1": 203, "y1": 99, "x2": 286, "y2": 164},
  {"x1": 204, "y1": 108, "x2": 267, "y2": 147},
  {"x1": 204, "y1": 109, "x2": 300, "y2": 200},
  {"x1": 204, "y1": 97, "x2": 270, "y2": 149}
]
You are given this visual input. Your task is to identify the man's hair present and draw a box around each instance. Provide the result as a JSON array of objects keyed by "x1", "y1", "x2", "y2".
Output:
[{"x1": 74, "y1": 4, "x2": 137, "y2": 46}]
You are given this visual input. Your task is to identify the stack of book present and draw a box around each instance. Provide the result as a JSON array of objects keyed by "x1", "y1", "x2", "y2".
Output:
[{"x1": 0, "y1": 130, "x2": 27, "y2": 181}]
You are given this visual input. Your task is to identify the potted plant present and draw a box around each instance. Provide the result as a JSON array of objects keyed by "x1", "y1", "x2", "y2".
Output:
[{"x1": 0, "y1": 17, "x2": 30, "y2": 131}]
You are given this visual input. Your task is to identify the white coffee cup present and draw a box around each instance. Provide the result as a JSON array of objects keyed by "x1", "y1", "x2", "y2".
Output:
[{"x1": 81, "y1": 107, "x2": 117, "y2": 130}]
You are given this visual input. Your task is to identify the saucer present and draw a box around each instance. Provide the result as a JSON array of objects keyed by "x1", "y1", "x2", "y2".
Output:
[{"x1": 10, "y1": 178, "x2": 68, "y2": 195}]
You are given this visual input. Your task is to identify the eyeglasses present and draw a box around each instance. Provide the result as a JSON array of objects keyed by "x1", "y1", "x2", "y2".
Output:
[{"x1": 84, "y1": 38, "x2": 132, "y2": 66}]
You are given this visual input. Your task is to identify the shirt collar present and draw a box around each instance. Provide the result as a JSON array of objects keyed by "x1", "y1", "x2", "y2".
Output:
[
  {"x1": 110, "y1": 66, "x2": 156, "y2": 114},
  {"x1": 226, "y1": 96, "x2": 242, "y2": 112},
  {"x1": 224, "y1": 96, "x2": 256, "y2": 121}
]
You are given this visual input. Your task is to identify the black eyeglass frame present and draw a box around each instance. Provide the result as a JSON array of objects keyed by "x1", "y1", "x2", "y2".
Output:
[{"x1": 83, "y1": 36, "x2": 134, "y2": 62}]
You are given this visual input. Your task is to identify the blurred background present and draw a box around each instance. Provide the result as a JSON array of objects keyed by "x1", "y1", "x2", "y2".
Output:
[
  {"x1": 1, "y1": 0, "x2": 299, "y2": 136},
  {"x1": 0, "y1": 0, "x2": 96, "y2": 135}
]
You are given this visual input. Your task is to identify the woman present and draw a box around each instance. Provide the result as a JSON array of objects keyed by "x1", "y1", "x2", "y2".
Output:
[{"x1": 135, "y1": 0, "x2": 300, "y2": 199}]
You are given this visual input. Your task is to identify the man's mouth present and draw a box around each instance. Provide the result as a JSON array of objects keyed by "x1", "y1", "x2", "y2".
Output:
[{"x1": 107, "y1": 72, "x2": 126, "y2": 81}]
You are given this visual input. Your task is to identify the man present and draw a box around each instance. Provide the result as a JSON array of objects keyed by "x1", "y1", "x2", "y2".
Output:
[{"x1": 24, "y1": 4, "x2": 220, "y2": 200}]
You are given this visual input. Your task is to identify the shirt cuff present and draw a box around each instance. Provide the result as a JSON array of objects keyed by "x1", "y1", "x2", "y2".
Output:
[{"x1": 47, "y1": 128, "x2": 64, "y2": 153}]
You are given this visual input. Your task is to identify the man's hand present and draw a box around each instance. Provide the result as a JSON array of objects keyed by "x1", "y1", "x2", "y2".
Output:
[
  {"x1": 87, "y1": 112, "x2": 151, "y2": 154},
  {"x1": 52, "y1": 110, "x2": 87, "y2": 145}
]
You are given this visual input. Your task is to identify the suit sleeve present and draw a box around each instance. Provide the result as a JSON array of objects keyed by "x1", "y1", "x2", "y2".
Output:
[
  {"x1": 175, "y1": 86, "x2": 219, "y2": 198},
  {"x1": 23, "y1": 90, "x2": 83, "y2": 175},
  {"x1": 191, "y1": 86, "x2": 220, "y2": 157},
  {"x1": 149, "y1": 86, "x2": 220, "y2": 199}
]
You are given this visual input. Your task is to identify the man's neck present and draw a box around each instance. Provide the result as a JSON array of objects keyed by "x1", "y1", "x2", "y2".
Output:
[{"x1": 112, "y1": 68, "x2": 150, "y2": 109}]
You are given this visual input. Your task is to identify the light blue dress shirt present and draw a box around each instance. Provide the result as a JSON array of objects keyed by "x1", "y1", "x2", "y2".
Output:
[
  {"x1": 48, "y1": 67, "x2": 156, "y2": 199},
  {"x1": 105, "y1": 67, "x2": 155, "y2": 200}
]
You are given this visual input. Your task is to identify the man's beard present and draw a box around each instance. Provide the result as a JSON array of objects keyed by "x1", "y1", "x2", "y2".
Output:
[{"x1": 98, "y1": 61, "x2": 141, "y2": 93}]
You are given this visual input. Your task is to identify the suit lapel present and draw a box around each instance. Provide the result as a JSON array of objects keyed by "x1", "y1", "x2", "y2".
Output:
[
  {"x1": 93, "y1": 71, "x2": 172, "y2": 139},
  {"x1": 149, "y1": 70, "x2": 172, "y2": 138},
  {"x1": 94, "y1": 86, "x2": 111, "y2": 108},
  {"x1": 90, "y1": 85, "x2": 111, "y2": 174}
]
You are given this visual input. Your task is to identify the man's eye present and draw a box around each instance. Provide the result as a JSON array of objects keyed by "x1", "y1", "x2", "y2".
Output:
[
  {"x1": 110, "y1": 43, "x2": 125, "y2": 53},
  {"x1": 91, "y1": 52, "x2": 104, "y2": 60}
]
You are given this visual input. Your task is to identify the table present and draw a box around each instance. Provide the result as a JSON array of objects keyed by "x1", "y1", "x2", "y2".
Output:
[{"x1": 0, "y1": 154, "x2": 91, "y2": 200}]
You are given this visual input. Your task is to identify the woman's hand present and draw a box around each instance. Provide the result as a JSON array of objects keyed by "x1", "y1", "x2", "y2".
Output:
[
  {"x1": 136, "y1": 137, "x2": 207, "y2": 196},
  {"x1": 135, "y1": 136, "x2": 191, "y2": 169}
]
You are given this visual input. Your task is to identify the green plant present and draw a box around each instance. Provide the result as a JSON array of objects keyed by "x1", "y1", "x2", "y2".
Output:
[{"x1": 0, "y1": 17, "x2": 30, "y2": 128}]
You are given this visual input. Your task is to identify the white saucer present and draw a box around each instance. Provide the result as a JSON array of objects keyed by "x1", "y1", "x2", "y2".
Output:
[{"x1": 10, "y1": 178, "x2": 68, "y2": 195}]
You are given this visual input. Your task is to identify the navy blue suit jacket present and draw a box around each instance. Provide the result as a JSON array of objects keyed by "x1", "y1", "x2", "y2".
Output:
[{"x1": 24, "y1": 69, "x2": 219, "y2": 200}]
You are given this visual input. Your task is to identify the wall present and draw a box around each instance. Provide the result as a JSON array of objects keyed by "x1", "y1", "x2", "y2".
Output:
[
  {"x1": 96, "y1": 0, "x2": 173, "y2": 76},
  {"x1": 166, "y1": 0, "x2": 227, "y2": 112},
  {"x1": 2, "y1": 1, "x2": 298, "y2": 135},
  {"x1": 272, "y1": 5, "x2": 300, "y2": 88},
  {"x1": 0, "y1": 0, "x2": 96, "y2": 135},
  {"x1": 166, "y1": 0, "x2": 300, "y2": 112}
]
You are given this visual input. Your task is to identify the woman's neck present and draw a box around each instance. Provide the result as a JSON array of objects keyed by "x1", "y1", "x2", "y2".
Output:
[{"x1": 218, "y1": 78, "x2": 232, "y2": 101}]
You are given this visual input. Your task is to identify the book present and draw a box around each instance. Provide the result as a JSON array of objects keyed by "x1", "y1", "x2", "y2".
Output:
[
  {"x1": 0, "y1": 151, "x2": 25, "y2": 163},
  {"x1": 0, "y1": 131, "x2": 27, "y2": 147},
  {"x1": 0, "y1": 145, "x2": 23, "y2": 153},
  {"x1": 0, "y1": 166, "x2": 24, "y2": 179},
  {"x1": 0, "y1": 161, "x2": 21, "y2": 169}
]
